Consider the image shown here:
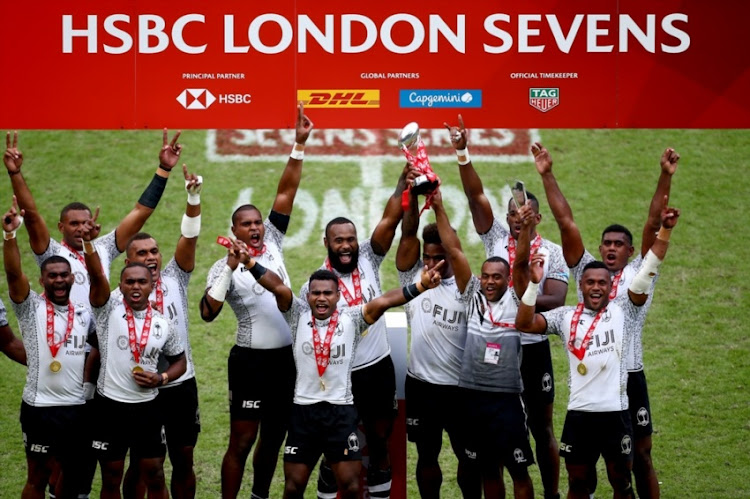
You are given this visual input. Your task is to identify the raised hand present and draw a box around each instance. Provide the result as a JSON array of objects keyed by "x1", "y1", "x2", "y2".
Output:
[
  {"x1": 444, "y1": 114, "x2": 467, "y2": 150},
  {"x1": 295, "y1": 101, "x2": 314, "y2": 145},
  {"x1": 531, "y1": 142, "x2": 553, "y2": 175},
  {"x1": 660, "y1": 195, "x2": 681, "y2": 229},
  {"x1": 183, "y1": 164, "x2": 203, "y2": 196},
  {"x1": 518, "y1": 201, "x2": 535, "y2": 229},
  {"x1": 430, "y1": 187, "x2": 443, "y2": 209},
  {"x1": 4, "y1": 131, "x2": 23, "y2": 173},
  {"x1": 660, "y1": 147, "x2": 680, "y2": 176},
  {"x1": 529, "y1": 252, "x2": 546, "y2": 284},
  {"x1": 2, "y1": 195, "x2": 25, "y2": 233},
  {"x1": 420, "y1": 260, "x2": 445, "y2": 290},
  {"x1": 81, "y1": 207, "x2": 101, "y2": 242},
  {"x1": 159, "y1": 129, "x2": 183, "y2": 170}
]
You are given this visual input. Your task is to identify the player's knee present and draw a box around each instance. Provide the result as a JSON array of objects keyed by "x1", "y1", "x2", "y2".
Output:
[
  {"x1": 283, "y1": 477, "x2": 306, "y2": 499},
  {"x1": 367, "y1": 466, "x2": 392, "y2": 499}
]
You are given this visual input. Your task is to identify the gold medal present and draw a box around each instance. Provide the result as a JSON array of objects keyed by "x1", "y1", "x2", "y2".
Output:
[
  {"x1": 132, "y1": 365, "x2": 144, "y2": 374},
  {"x1": 320, "y1": 378, "x2": 326, "y2": 391},
  {"x1": 577, "y1": 362, "x2": 587, "y2": 376},
  {"x1": 50, "y1": 360, "x2": 62, "y2": 373}
]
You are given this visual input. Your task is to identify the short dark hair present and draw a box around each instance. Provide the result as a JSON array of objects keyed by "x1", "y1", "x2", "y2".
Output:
[
  {"x1": 582, "y1": 260, "x2": 609, "y2": 273},
  {"x1": 126, "y1": 232, "x2": 155, "y2": 252},
  {"x1": 601, "y1": 224, "x2": 633, "y2": 246},
  {"x1": 231, "y1": 204, "x2": 262, "y2": 226},
  {"x1": 120, "y1": 262, "x2": 153, "y2": 281},
  {"x1": 60, "y1": 202, "x2": 91, "y2": 221},
  {"x1": 309, "y1": 269, "x2": 338, "y2": 288},
  {"x1": 422, "y1": 223, "x2": 442, "y2": 245},
  {"x1": 41, "y1": 256, "x2": 71, "y2": 273},
  {"x1": 483, "y1": 256, "x2": 510, "y2": 273},
  {"x1": 325, "y1": 217, "x2": 356, "y2": 239},
  {"x1": 508, "y1": 190, "x2": 540, "y2": 213}
]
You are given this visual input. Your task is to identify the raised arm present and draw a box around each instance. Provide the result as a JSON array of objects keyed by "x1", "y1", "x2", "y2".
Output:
[
  {"x1": 511, "y1": 202, "x2": 536, "y2": 298},
  {"x1": 515, "y1": 252, "x2": 550, "y2": 334},
  {"x1": 446, "y1": 114, "x2": 494, "y2": 234},
  {"x1": 363, "y1": 261, "x2": 443, "y2": 324},
  {"x1": 431, "y1": 189, "x2": 472, "y2": 293},
  {"x1": 395, "y1": 190, "x2": 421, "y2": 272},
  {"x1": 4, "y1": 131, "x2": 51, "y2": 255},
  {"x1": 532, "y1": 142, "x2": 584, "y2": 267},
  {"x1": 3, "y1": 196, "x2": 31, "y2": 303},
  {"x1": 173, "y1": 165, "x2": 202, "y2": 273},
  {"x1": 628, "y1": 196, "x2": 680, "y2": 306},
  {"x1": 271, "y1": 102, "x2": 313, "y2": 216},
  {"x1": 641, "y1": 148, "x2": 679, "y2": 257},
  {"x1": 113, "y1": 129, "x2": 181, "y2": 251},
  {"x1": 369, "y1": 162, "x2": 417, "y2": 256},
  {"x1": 82, "y1": 209, "x2": 110, "y2": 308},
  {"x1": 200, "y1": 239, "x2": 243, "y2": 322}
]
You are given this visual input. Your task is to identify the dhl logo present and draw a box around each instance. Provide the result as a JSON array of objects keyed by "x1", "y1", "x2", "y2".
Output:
[{"x1": 297, "y1": 89, "x2": 380, "y2": 108}]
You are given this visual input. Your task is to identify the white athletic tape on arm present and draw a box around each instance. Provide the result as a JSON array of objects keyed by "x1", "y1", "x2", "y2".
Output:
[
  {"x1": 181, "y1": 214, "x2": 201, "y2": 238},
  {"x1": 290, "y1": 143, "x2": 305, "y2": 160},
  {"x1": 207, "y1": 265, "x2": 233, "y2": 302},
  {"x1": 186, "y1": 175, "x2": 203, "y2": 205},
  {"x1": 629, "y1": 249, "x2": 663, "y2": 294},
  {"x1": 521, "y1": 281, "x2": 540, "y2": 306},
  {"x1": 456, "y1": 147, "x2": 471, "y2": 166}
]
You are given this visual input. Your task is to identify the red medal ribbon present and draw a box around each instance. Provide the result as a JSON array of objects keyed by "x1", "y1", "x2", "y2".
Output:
[
  {"x1": 486, "y1": 299, "x2": 515, "y2": 329},
  {"x1": 507, "y1": 234, "x2": 542, "y2": 287},
  {"x1": 124, "y1": 301, "x2": 153, "y2": 364},
  {"x1": 609, "y1": 270, "x2": 623, "y2": 300},
  {"x1": 401, "y1": 138, "x2": 441, "y2": 215},
  {"x1": 154, "y1": 277, "x2": 164, "y2": 314},
  {"x1": 311, "y1": 310, "x2": 339, "y2": 377},
  {"x1": 216, "y1": 235, "x2": 266, "y2": 256},
  {"x1": 568, "y1": 303, "x2": 605, "y2": 361},
  {"x1": 325, "y1": 260, "x2": 362, "y2": 306},
  {"x1": 61, "y1": 240, "x2": 87, "y2": 269},
  {"x1": 46, "y1": 298, "x2": 75, "y2": 358}
]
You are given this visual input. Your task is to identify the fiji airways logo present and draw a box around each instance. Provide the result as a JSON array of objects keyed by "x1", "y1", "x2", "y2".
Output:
[{"x1": 176, "y1": 89, "x2": 252, "y2": 110}]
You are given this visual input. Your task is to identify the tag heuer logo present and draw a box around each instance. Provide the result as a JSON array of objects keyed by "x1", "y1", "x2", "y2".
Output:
[
  {"x1": 529, "y1": 88, "x2": 559, "y2": 112},
  {"x1": 177, "y1": 89, "x2": 216, "y2": 109}
]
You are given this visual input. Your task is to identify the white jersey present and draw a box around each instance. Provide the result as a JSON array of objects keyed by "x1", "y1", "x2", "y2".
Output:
[
  {"x1": 542, "y1": 296, "x2": 642, "y2": 412},
  {"x1": 0, "y1": 298, "x2": 7, "y2": 328},
  {"x1": 284, "y1": 299, "x2": 368, "y2": 405},
  {"x1": 458, "y1": 276, "x2": 523, "y2": 393},
  {"x1": 571, "y1": 250, "x2": 656, "y2": 371},
  {"x1": 399, "y1": 262, "x2": 466, "y2": 385},
  {"x1": 34, "y1": 231, "x2": 121, "y2": 308},
  {"x1": 11, "y1": 292, "x2": 94, "y2": 407},
  {"x1": 206, "y1": 219, "x2": 292, "y2": 349},
  {"x1": 301, "y1": 239, "x2": 389, "y2": 370},
  {"x1": 112, "y1": 258, "x2": 194, "y2": 384},
  {"x1": 94, "y1": 297, "x2": 183, "y2": 403},
  {"x1": 480, "y1": 218, "x2": 569, "y2": 345}
]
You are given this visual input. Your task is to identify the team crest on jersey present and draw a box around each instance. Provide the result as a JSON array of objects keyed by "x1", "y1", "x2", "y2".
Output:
[
  {"x1": 117, "y1": 335, "x2": 129, "y2": 350},
  {"x1": 335, "y1": 323, "x2": 344, "y2": 336},
  {"x1": 347, "y1": 432, "x2": 360, "y2": 452},
  {"x1": 601, "y1": 308, "x2": 612, "y2": 322},
  {"x1": 420, "y1": 297, "x2": 432, "y2": 314},
  {"x1": 152, "y1": 323, "x2": 163, "y2": 339},
  {"x1": 74, "y1": 271, "x2": 87, "y2": 285},
  {"x1": 302, "y1": 341, "x2": 313, "y2": 355},
  {"x1": 252, "y1": 282, "x2": 265, "y2": 296},
  {"x1": 75, "y1": 309, "x2": 86, "y2": 326}
]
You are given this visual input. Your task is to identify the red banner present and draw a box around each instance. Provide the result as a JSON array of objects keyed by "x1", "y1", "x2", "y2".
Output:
[{"x1": 2, "y1": 1, "x2": 748, "y2": 129}]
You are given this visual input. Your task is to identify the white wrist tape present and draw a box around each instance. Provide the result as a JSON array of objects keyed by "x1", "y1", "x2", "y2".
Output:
[
  {"x1": 207, "y1": 265, "x2": 233, "y2": 302},
  {"x1": 83, "y1": 382, "x2": 96, "y2": 401},
  {"x1": 186, "y1": 175, "x2": 203, "y2": 205},
  {"x1": 521, "y1": 281, "x2": 540, "y2": 306},
  {"x1": 3, "y1": 216, "x2": 23, "y2": 240},
  {"x1": 290, "y1": 143, "x2": 305, "y2": 160},
  {"x1": 456, "y1": 147, "x2": 471, "y2": 166},
  {"x1": 181, "y1": 214, "x2": 201, "y2": 238},
  {"x1": 629, "y1": 249, "x2": 663, "y2": 294}
]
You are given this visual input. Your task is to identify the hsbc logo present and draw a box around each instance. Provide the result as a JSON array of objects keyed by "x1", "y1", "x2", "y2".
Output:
[{"x1": 176, "y1": 89, "x2": 252, "y2": 110}]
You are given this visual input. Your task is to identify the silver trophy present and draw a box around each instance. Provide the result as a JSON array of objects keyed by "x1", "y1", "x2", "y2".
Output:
[{"x1": 398, "y1": 122, "x2": 439, "y2": 195}]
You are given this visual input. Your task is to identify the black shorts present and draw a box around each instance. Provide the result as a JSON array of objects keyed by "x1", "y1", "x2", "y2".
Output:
[
  {"x1": 627, "y1": 370, "x2": 654, "y2": 438},
  {"x1": 20, "y1": 401, "x2": 85, "y2": 461},
  {"x1": 228, "y1": 345, "x2": 295, "y2": 422},
  {"x1": 351, "y1": 355, "x2": 397, "y2": 423},
  {"x1": 158, "y1": 377, "x2": 201, "y2": 448},
  {"x1": 460, "y1": 389, "x2": 534, "y2": 473},
  {"x1": 284, "y1": 403, "x2": 362, "y2": 466},
  {"x1": 520, "y1": 339, "x2": 555, "y2": 409},
  {"x1": 405, "y1": 376, "x2": 462, "y2": 448},
  {"x1": 559, "y1": 410, "x2": 633, "y2": 466},
  {"x1": 90, "y1": 395, "x2": 166, "y2": 461}
]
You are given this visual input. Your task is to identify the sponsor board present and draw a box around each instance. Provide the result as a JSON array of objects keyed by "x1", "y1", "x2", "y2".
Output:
[
  {"x1": 399, "y1": 90, "x2": 482, "y2": 108},
  {"x1": 297, "y1": 90, "x2": 380, "y2": 108},
  {"x1": 529, "y1": 88, "x2": 559, "y2": 113}
]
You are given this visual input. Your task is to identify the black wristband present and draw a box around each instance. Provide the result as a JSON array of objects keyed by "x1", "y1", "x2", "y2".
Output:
[
  {"x1": 403, "y1": 283, "x2": 421, "y2": 300},
  {"x1": 7, "y1": 170, "x2": 21, "y2": 176},
  {"x1": 248, "y1": 262, "x2": 267, "y2": 280},
  {"x1": 158, "y1": 163, "x2": 172, "y2": 172},
  {"x1": 138, "y1": 174, "x2": 168, "y2": 209}
]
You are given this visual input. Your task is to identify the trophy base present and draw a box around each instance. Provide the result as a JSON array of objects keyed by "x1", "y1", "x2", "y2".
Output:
[{"x1": 412, "y1": 176, "x2": 440, "y2": 196}]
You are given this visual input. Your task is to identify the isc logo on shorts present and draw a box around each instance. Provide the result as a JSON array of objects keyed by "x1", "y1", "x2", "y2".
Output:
[
  {"x1": 284, "y1": 446, "x2": 298, "y2": 455},
  {"x1": 242, "y1": 400, "x2": 261, "y2": 409},
  {"x1": 92, "y1": 441, "x2": 109, "y2": 450},
  {"x1": 29, "y1": 444, "x2": 50, "y2": 453},
  {"x1": 559, "y1": 442, "x2": 572, "y2": 453},
  {"x1": 406, "y1": 417, "x2": 419, "y2": 427}
]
